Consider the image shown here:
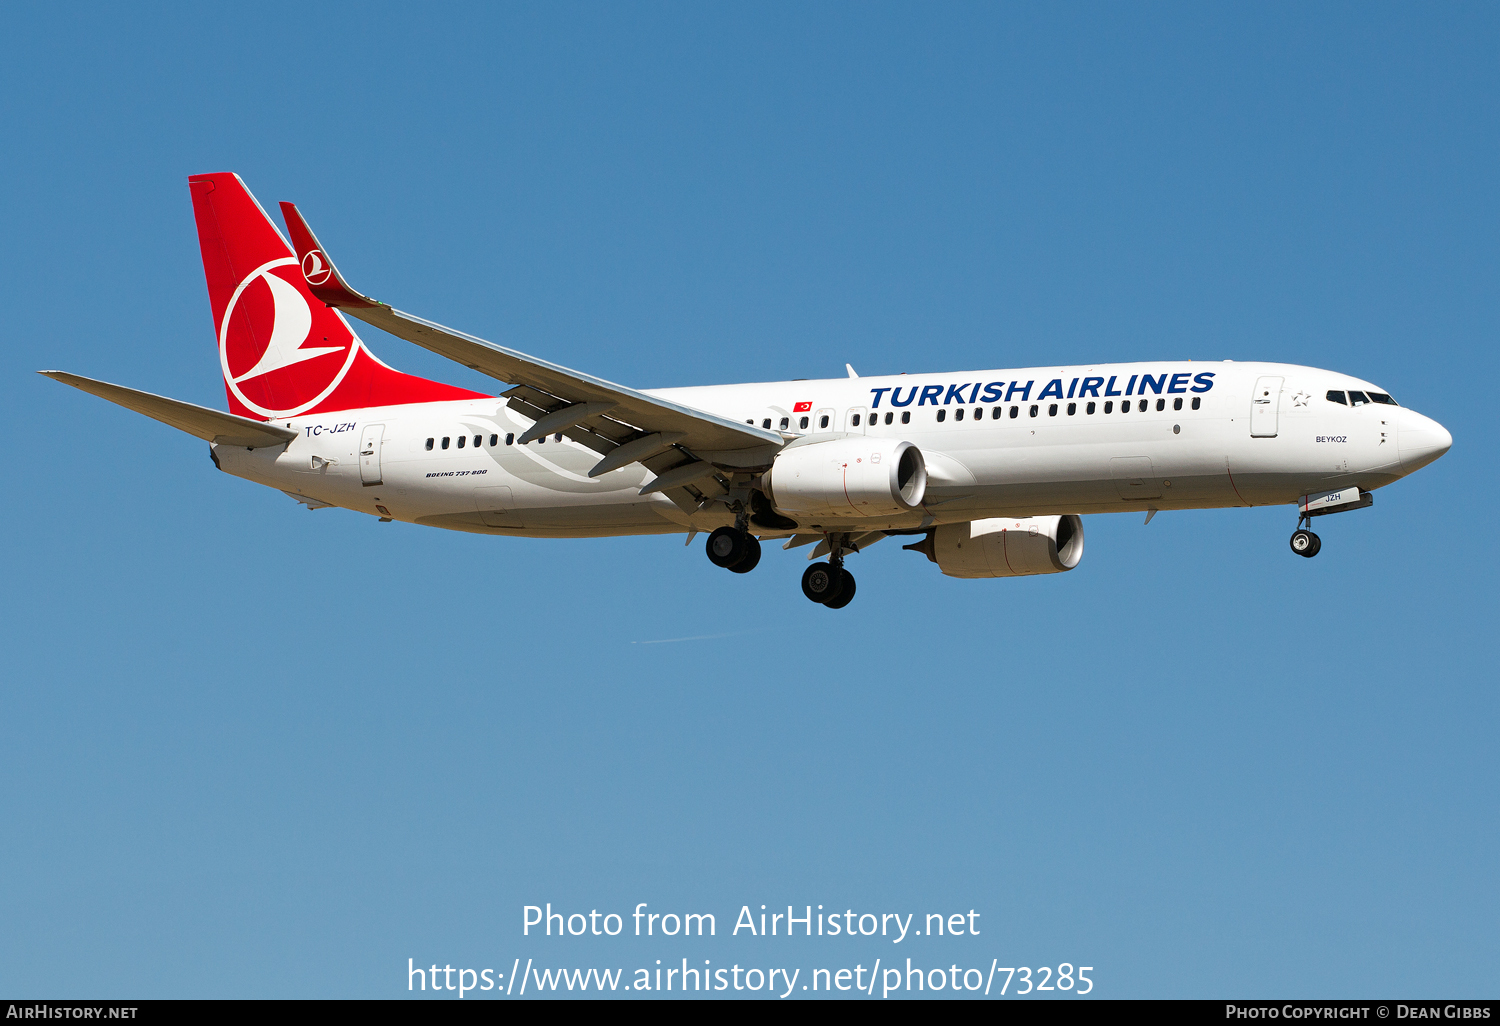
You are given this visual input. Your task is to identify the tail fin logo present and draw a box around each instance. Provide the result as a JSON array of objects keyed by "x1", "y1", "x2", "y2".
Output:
[
  {"x1": 218, "y1": 258, "x2": 358, "y2": 418},
  {"x1": 301, "y1": 249, "x2": 333, "y2": 285}
]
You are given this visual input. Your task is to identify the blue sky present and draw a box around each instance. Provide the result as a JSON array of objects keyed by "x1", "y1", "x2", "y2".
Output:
[{"x1": 1, "y1": 2, "x2": 1495, "y2": 999}]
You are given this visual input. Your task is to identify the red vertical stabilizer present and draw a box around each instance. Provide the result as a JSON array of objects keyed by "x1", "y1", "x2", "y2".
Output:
[{"x1": 189, "y1": 172, "x2": 487, "y2": 420}]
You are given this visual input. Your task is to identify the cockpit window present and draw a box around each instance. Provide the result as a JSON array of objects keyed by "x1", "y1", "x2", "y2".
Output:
[
  {"x1": 1348, "y1": 390, "x2": 1370, "y2": 406},
  {"x1": 1368, "y1": 391, "x2": 1398, "y2": 406},
  {"x1": 1326, "y1": 390, "x2": 1347, "y2": 405}
]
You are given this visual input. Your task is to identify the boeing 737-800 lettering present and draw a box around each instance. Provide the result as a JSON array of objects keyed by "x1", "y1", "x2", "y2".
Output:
[{"x1": 42, "y1": 173, "x2": 1452, "y2": 608}]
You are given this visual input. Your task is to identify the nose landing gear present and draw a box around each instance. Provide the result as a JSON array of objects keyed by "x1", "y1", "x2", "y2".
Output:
[
  {"x1": 1290, "y1": 528, "x2": 1321, "y2": 557},
  {"x1": 1288, "y1": 489, "x2": 1374, "y2": 559},
  {"x1": 1290, "y1": 511, "x2": 1322, "y2": 558}
]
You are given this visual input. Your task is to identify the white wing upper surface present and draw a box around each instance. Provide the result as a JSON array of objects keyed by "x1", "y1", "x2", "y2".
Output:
[{"x1": 278, "y1": 202, "x2": 784, "y2": 502}]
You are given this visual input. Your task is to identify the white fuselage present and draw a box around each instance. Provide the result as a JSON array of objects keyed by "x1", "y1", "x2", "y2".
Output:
[{"x1": 212, "y1": 360, "x2": 1450, "y2": 538}]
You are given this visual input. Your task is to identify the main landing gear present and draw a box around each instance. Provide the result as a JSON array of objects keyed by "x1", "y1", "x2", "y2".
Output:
[
  {"x1": 705, "y1": 526, "x2": 761, "y2": 573},
  {"x1": 701, "y1": 506, "x2": 858, "y2": 608},
  {"x1": 704, "y1": 527, "x2": 858, "y2": 608},
  {"x1": 802, "y1": 561, "x2": 855, "y2": 608}
]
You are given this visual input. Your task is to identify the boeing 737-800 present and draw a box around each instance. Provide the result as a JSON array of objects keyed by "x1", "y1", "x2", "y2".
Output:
[{"x1": 43, "y1": 173, "x2": 1452, "y2": 608}]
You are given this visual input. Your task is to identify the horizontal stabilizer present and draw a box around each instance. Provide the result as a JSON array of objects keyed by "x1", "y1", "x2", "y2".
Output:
[{"x1": 40, "y1": 371, "x2": 299, "y2": 448}]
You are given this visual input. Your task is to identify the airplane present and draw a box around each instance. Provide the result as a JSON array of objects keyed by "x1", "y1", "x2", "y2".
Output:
[{"x1": 42, "y1": 173, "x2": 1452, "y2": 608}]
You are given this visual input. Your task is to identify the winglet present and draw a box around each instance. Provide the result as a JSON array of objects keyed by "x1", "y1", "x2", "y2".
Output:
[{"x1": 278, "y1": 202, "x2": 385, "y2": 310}]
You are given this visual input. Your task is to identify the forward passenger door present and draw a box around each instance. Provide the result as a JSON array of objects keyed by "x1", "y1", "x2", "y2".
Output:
[{"x1": 1250, "y1": 376, "x2": 1283, "y2": 438}]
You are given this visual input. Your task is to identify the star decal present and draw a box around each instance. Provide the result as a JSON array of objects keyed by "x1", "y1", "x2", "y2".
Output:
[{"x1": 1291, "y1": 391, "x2": 1311, "y2": 407}]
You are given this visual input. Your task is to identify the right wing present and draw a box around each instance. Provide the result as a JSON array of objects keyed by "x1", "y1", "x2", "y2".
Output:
[
  {"x1": 279, "y1": 202, "x2": 784, "y2": 506},
  {"x1": 40, "y1": 371, "x2": 298, "y2": 448}
]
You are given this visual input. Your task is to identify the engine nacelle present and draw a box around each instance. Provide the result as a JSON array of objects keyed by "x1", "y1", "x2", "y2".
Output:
[
  {"x1": 907, "y1": 515, "x2": 1084, "y2": 578},
  {"x1": 762, "y1": 437, "x2": 927, "y2": 520}
]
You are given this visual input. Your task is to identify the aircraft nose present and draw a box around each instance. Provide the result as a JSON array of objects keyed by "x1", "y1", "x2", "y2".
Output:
[{"x1": 1398, "y1": 409, "x2": 1452, "y2": 473}]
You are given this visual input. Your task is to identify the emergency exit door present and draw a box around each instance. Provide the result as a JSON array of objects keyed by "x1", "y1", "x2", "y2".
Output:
[
  {"x1": 359, "y1": 424, "x2": 384, "y2": 486},
  {"x1": 1250, "y1": 376, "x2": 1283, "y2": 438}
]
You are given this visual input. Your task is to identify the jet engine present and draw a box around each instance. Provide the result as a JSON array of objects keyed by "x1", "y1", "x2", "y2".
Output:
[
  {"x1": 760, "y1": 437, "x2": 927, "y2": 520},
  {"x1": 904, "y1": 515, "x2": 1084, "y2": 578}
]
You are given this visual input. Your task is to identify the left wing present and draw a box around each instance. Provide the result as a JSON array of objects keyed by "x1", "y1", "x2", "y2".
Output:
[{"x1": 279, "y1": 202, "x2": 783, "y2": 506}]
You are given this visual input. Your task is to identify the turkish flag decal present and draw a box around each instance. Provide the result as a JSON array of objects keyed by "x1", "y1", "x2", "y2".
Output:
[{"x1": 793, "y1": 401, "x2": 812, "y2": 413}]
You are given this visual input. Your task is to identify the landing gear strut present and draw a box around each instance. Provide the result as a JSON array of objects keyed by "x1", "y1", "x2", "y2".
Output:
[{"x1": 1290, "y1": 516, "x2": 1321, "y2": 558}]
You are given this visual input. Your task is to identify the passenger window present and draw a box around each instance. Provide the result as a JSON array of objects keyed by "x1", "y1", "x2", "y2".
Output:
[
  {"x1": 780, "y1": 417, "x2": 790, "y2": 429},
  {"x1": 936, "y1": 409, "x2": 947, "y2": 422},
  {"x1": 1067, "y1": 402, "x2": 1076, "y2": 415},
  {"x1": 1191, "y1": 397, "x2": 1201, "y2": 410},
  {"x1": 537, "y1": 435, "x2": 544, "y2": 444},
  {"x1": 901, "y1": 411, "x2": 911, "y2": 424},
  {"x1": 1086, "y1": 401, "x2": 1096, "y2": 414},
  {"x1": 1369, "y1": 392, "x2": 1398, "y2": 406},
  {"x1": 441, "y1": 437, "x2": 450, "y2": 449},
  {"x1": 1009, "y1": 406, "x2": 1019, "y2": 419},
  {"x1": 555, "y1": 433, "x2": 563, "y2": 442},
  {"x1": 1029, "y1": 404, "x2": 1039, "y2": 418},
  {"x1": 1348, "y1": 391, "x2": 1369, "y2": 406},
  {"x1": 505, "y1": 433, "x2": 515, "y2": 445},
  {"x1": 885, "y1": 412, "x2": 893, "y2": 425},
  {"x1": 425, "y1": 437, "x2": 434, "y2": 450},
  {"x1": 1152, "y1": 399, "x2": 1161, "y2": 412},
  {"x1": 474, "y1": 435, "x2": 482, "y2": 447},
  {"x1": 762, "y1": 418, "x2": 772, "y2": 429},
  {"x1": 1326, "y1": 390, "x2": 1347, "y2": 405},
  {"x1": 954, "y1": 409, "x2": 963, "y2": 421},
  {"x1": 458, "y1": 435, "x2": 466, "y2": 448},
  {"x1": 1104, "y1": 401, "x2": 1113, "y2": 414},
  {"x1": 819, "y1": 415, "x2": 829, "y2": 428},
  {"x1": 800, "y1": 416, "x2": 809, "y2": 429},
  {"x1": 489, "y1": 434, "x2": 498, "y2": 446},
  {"x1": 1048, "y1": 403, "x2": 1058, "y2": 416},
  {"x1": 852, "y1": 414, "x2": 862, "y2": 426},
  {"x1": 991, "y1": 406, "x2": 1001, "y2": 420},
  {"x1": 1172, "y1": 398, "x2": 1182, "y2": 411}
]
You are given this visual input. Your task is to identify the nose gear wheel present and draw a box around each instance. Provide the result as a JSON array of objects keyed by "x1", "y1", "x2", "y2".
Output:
[{"x1": 1290, "y1": 528, "x2": 1321, "y2": 558}]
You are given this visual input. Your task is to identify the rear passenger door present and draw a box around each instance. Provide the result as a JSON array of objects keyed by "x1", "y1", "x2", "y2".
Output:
[{"x1": 359, "y1": 424, "x2": 384, "y2": 485}]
